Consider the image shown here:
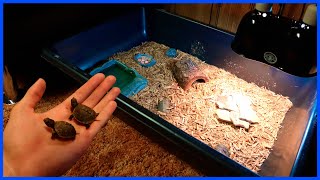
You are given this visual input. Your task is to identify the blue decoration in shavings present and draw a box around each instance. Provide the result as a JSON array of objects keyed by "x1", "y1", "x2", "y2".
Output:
[
  {"x1": 134, "y1": 53, "x2": 156, "y2": 67},
  {"x1": 166, "y1": 48, "x2": 178, "y2": 58}
]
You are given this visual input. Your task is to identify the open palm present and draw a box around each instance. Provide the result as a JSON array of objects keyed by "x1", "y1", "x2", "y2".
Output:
[{"x1": 4, "y1": 73, "x2": 120, "y2": 176}]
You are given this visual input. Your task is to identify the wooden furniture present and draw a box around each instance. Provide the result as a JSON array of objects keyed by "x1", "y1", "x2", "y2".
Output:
[{"x1": 164, "y1": 4, "x2": 310, "y2": 33}]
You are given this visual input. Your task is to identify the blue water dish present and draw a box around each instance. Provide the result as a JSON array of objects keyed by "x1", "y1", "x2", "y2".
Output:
[{"x1": 134, "y1": 53, "x2": 156, "y2": 67}]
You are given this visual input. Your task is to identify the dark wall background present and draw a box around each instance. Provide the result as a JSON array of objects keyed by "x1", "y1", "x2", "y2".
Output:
[{"x1": 4, "y1": 4, "x2": 163, "y2": 88}]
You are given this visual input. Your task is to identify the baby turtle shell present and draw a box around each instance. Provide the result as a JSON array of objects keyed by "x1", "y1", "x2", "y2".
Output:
[
  {"x1": 69, "y1": 97, "x2": 99, "y2": 129},
  {"x1": 44, "y1": 118, "x2": 76, "y2": 140}
]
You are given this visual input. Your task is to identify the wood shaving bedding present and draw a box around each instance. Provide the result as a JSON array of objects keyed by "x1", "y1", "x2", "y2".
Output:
[{"x1": 90, "y1": 41, "x2": 293, "y2": 173}]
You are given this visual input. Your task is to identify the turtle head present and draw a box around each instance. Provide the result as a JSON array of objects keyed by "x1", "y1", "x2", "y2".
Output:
[
  {"x1": 44, "y1": 118, "x2": 55, "y2": 128},
  {"x1": 71, "y1": 97, "x2": 78, "y2": 110}
]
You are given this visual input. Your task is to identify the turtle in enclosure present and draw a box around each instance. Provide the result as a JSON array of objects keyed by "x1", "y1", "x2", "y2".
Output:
[
  {"x1": 43, "y1": 118, "x2": 76, "y2": 140},
  {"x1": 69, "y1": 97, "x2": 99, "y2": 129}
]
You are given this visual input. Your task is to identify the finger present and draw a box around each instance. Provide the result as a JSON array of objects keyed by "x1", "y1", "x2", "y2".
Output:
[
  {"x1": 20, "y1": 78, "x2": 46, "y2": 109},
  {"x1": 63, "y1": 73, "x2": 105, "y2": 105},
  {"x1": 88, "y1": 101, "x2": 117, "y2": 137},
  {"x1": 93, "y1": 87, "x2": 120, "y2": 112},
  {"x1": 82, "y1": 75, "x2": 117, "y2": 107}
]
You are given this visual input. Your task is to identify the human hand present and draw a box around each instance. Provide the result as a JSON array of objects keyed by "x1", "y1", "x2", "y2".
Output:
[{"x1": 3, "y1": 73, "x2": 121, "y2": 176}]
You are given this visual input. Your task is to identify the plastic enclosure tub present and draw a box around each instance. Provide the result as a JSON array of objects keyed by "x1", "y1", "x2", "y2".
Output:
[{"x1": 41, "y1": 8, "x2": 317, "y2": 176}]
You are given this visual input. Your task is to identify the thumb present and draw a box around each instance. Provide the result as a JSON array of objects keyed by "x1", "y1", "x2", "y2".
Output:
[{"x1": 20, "y1": 78, "x2": 46, "y2": 109}]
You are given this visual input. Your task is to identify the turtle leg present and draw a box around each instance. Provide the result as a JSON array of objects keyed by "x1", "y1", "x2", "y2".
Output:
[
  {"x1": 69, "y1": 114, "x2": 74, "y2": 120},
  {"x1": 51, "y1": 132, "x2": 58, "y2": 139}
]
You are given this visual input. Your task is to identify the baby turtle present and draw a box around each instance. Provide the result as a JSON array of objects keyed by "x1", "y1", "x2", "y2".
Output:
[
  {"x1": 69, "y1": 97, "x2": 99, "y2": 129},
  {"x1": 44, "y1": 118, "x2": 76, "y2": 140}
]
